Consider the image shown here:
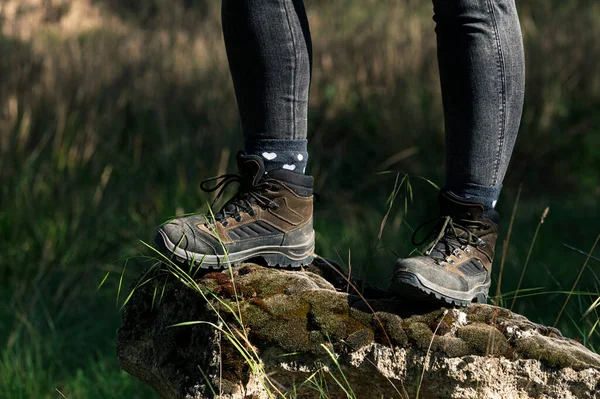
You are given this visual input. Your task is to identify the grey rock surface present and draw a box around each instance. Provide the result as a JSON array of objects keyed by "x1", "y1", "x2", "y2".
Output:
[{"x1": 117, "y1": 263, "x2": 600, "y2": 398}]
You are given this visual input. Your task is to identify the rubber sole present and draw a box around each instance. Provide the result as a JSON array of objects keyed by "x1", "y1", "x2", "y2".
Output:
[
  {"x1": 156, "y1": 229, "x2": 315, "y2": 269},
  {"x1": 389, "y1": 271, "x2": 489, "y2": 307}
]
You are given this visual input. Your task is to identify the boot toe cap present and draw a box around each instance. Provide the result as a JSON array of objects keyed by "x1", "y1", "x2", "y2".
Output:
[
  {"x1": 393, "y1": 257, "x2": 468, "y2": 292},
  {"x1": 158, "y1": 218, "x2": 217, "y2": 256}
]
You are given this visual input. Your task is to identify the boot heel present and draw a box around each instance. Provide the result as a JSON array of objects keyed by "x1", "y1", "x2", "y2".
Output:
[
  {"x1": 261, "y1": 233, "x2": 315, "y2": 268},
  {"x1": 473, "y1": 293, "x2": 488, "y2": 304}
]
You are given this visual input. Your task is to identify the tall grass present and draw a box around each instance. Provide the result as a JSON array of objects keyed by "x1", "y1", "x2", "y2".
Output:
[{"x1": 1, "y1": 0, "x2": 599, "y2": 397}]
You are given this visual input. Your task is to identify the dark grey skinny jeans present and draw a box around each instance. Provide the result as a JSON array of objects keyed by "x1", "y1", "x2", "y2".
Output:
[{"x1": 222, "y1": 0, "x2": 525, "y2": 206}]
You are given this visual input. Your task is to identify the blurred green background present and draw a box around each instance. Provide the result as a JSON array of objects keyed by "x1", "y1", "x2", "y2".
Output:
[{"x1": 1, "y1": 0, "x2": 599, "y2": 397}]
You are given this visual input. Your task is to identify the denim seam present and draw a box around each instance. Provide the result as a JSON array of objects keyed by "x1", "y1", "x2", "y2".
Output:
[
  {"x1": 486, "y1": 0, "x2": 507, "y2": 186},
  {"x1": 282, "y1": 0, "x2": 298, "y2": 140}
]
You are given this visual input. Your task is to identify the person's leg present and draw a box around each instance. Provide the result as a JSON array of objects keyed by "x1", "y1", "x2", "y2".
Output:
[
  {"x1": 389, "y1": 0, "x2": 525, "y2": 306},
  {"x1": 156, "y1": 0, "x2": 315, "y2": 269},
  {"x1": 436, "y1": 0, "x2": 525, "y2": 209},
  {"x1": 223, "y1": 0, "x2": 312, "y2": 174}
]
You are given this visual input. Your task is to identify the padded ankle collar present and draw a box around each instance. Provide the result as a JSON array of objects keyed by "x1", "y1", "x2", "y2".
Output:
[
  {"x1": 268, "y1": 169, "x2": 313, "y2": 197},
  {"x1": 439, "y1": 189, "x2": 486, "y2": 220}
]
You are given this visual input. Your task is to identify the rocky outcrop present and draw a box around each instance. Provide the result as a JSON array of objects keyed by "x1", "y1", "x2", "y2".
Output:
[{"x1": 117, "y1": 263, "x2": 600, "y2": 399}]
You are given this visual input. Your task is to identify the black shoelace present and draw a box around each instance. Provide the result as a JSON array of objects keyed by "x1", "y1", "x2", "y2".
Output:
[
  {"x1": 412, "y1": 216, "x2": 489, "y2": 265},
  {"x1": 200, "y1": 174, "x2": 279, "y2": 226}
]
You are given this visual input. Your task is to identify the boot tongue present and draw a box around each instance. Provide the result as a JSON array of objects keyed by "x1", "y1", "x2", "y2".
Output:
[
  {"x1": 236, "y1": 151, "x2": 266, "y2": 186},
  {"x1": 439, "y1": 190, "x2": 485, "y2": 221}
]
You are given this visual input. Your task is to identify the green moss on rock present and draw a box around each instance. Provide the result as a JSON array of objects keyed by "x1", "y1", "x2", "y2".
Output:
[
  {"x1": 407, "y1": 322, "x2": 434, "y2": 350},
  {"x1": 262, "y1": 294, "x2": 310, "y2": 319},
  {"x1": 304, "y1": 290, "x2": 368, "y2": 342},
  {"x1": 457, "y1": 323, "x2": 510, "y2": 356},
  {"x1": 345, "y1": 329, "x2": 375, "y2": 349},
  {"x1": 466, "y1": 304, "x2": 512, "y2": 325},
  {"x1": 435, "y1": 336, "x2": 473, "y2": 357},
  {"x1": 374, "y1": 312, "x2": 408, "y2": 346},
  {"x1": 195, "y1": 264, "x2": 600, "y2": 371},
  {"x1": 349, "y1": 306, "x2": 374, "y2": 327},
  {"x1": 514, "y1": 334, "x2": 600, "y2": 371}
]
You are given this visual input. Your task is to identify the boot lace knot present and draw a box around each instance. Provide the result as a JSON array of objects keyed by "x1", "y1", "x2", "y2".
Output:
[
  {"x1": 200, "y1": 174, "x2": 278, "y2": 226},
  {"x1": 412, "y1": 216, "x2": 489, "y2": 265}
]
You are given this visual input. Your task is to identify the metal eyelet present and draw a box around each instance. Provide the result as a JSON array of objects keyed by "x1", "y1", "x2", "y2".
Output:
[
  {"x1": 449, "y1": 259, "x2": 455, "y2": 265},
  {"x1": 458, "y1": 254, "x2": 463, "y2": 259},
  {"x1": 465, "y1": 247, "x2": 471, "y2": 254},
  {"x1": 248, "y1": 210, "x2": 256, "y2": 217}
]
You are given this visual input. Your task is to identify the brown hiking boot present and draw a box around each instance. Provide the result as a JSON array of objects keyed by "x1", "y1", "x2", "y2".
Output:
[
  {"x1": 388, "y1": 190, "x2": 499, "y2": 307},
  {"x1": 156, "y1": 151, "x2": 315, "y2": 269}
]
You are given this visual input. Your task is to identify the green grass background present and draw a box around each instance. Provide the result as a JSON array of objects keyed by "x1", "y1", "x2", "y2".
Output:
[{"x1": 1, "y1": 0, "x2": 599, "y2": 397}]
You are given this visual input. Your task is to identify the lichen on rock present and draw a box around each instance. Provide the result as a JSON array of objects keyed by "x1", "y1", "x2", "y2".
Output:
[{"x1": 118, "y1": 263, "x2": 600, "y2": 399}]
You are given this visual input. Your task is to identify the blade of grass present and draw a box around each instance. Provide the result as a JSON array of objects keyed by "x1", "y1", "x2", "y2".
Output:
[
  {"x1": 415, "y1": 176, "x2": 440, "y2": 191},
  {"x1": 116, "y1": 260, "x2": 128, "y2": 308},
  {"x1": 151, "y1": 282, "x2": 159, "y2": 311},
  {"x1": 563, "y1": 243, "x2": 600, "y2": 264},
  {"x1": 321, "y1": 344, "x2": 355, "y2": 399},
  {"x1": 554, "y1": 233, "x2": 600, "y2": 328},
  {"x1": 494, "y1": 184, "x2": 521, "y2": 305},
  {"x1": 377, "y1": 173, "x2": 407, "y2": 242},
  {"x1": 510, "y1": 207, "x2": 549, "y2": 311},
  {"x1": 97, "y1": 270, "x2": 111, "y2": 291},
  {"x1": 587, "y1": 318, "x2": 599, "y2": 341},
  {"x1": 416, "y1": 310, "x2": 448, "y2": 399},
  {"x1": 197, "y1": 365, "x2": 218, "y2": 397},
  {"x1": 583, "y1": 296, "x2": 600, "y2": 318}
]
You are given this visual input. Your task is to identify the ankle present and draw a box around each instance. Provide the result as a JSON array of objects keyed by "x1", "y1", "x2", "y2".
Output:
[
  {"x1": 443, "y1": 182, "x2": 502, "y2": 211},
  {"x1": 439, "y1": 189, "x2": 500, "y2": 227},
  {"x1": 245, "y1": 139, "x2": 309, "y2": 174}
]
